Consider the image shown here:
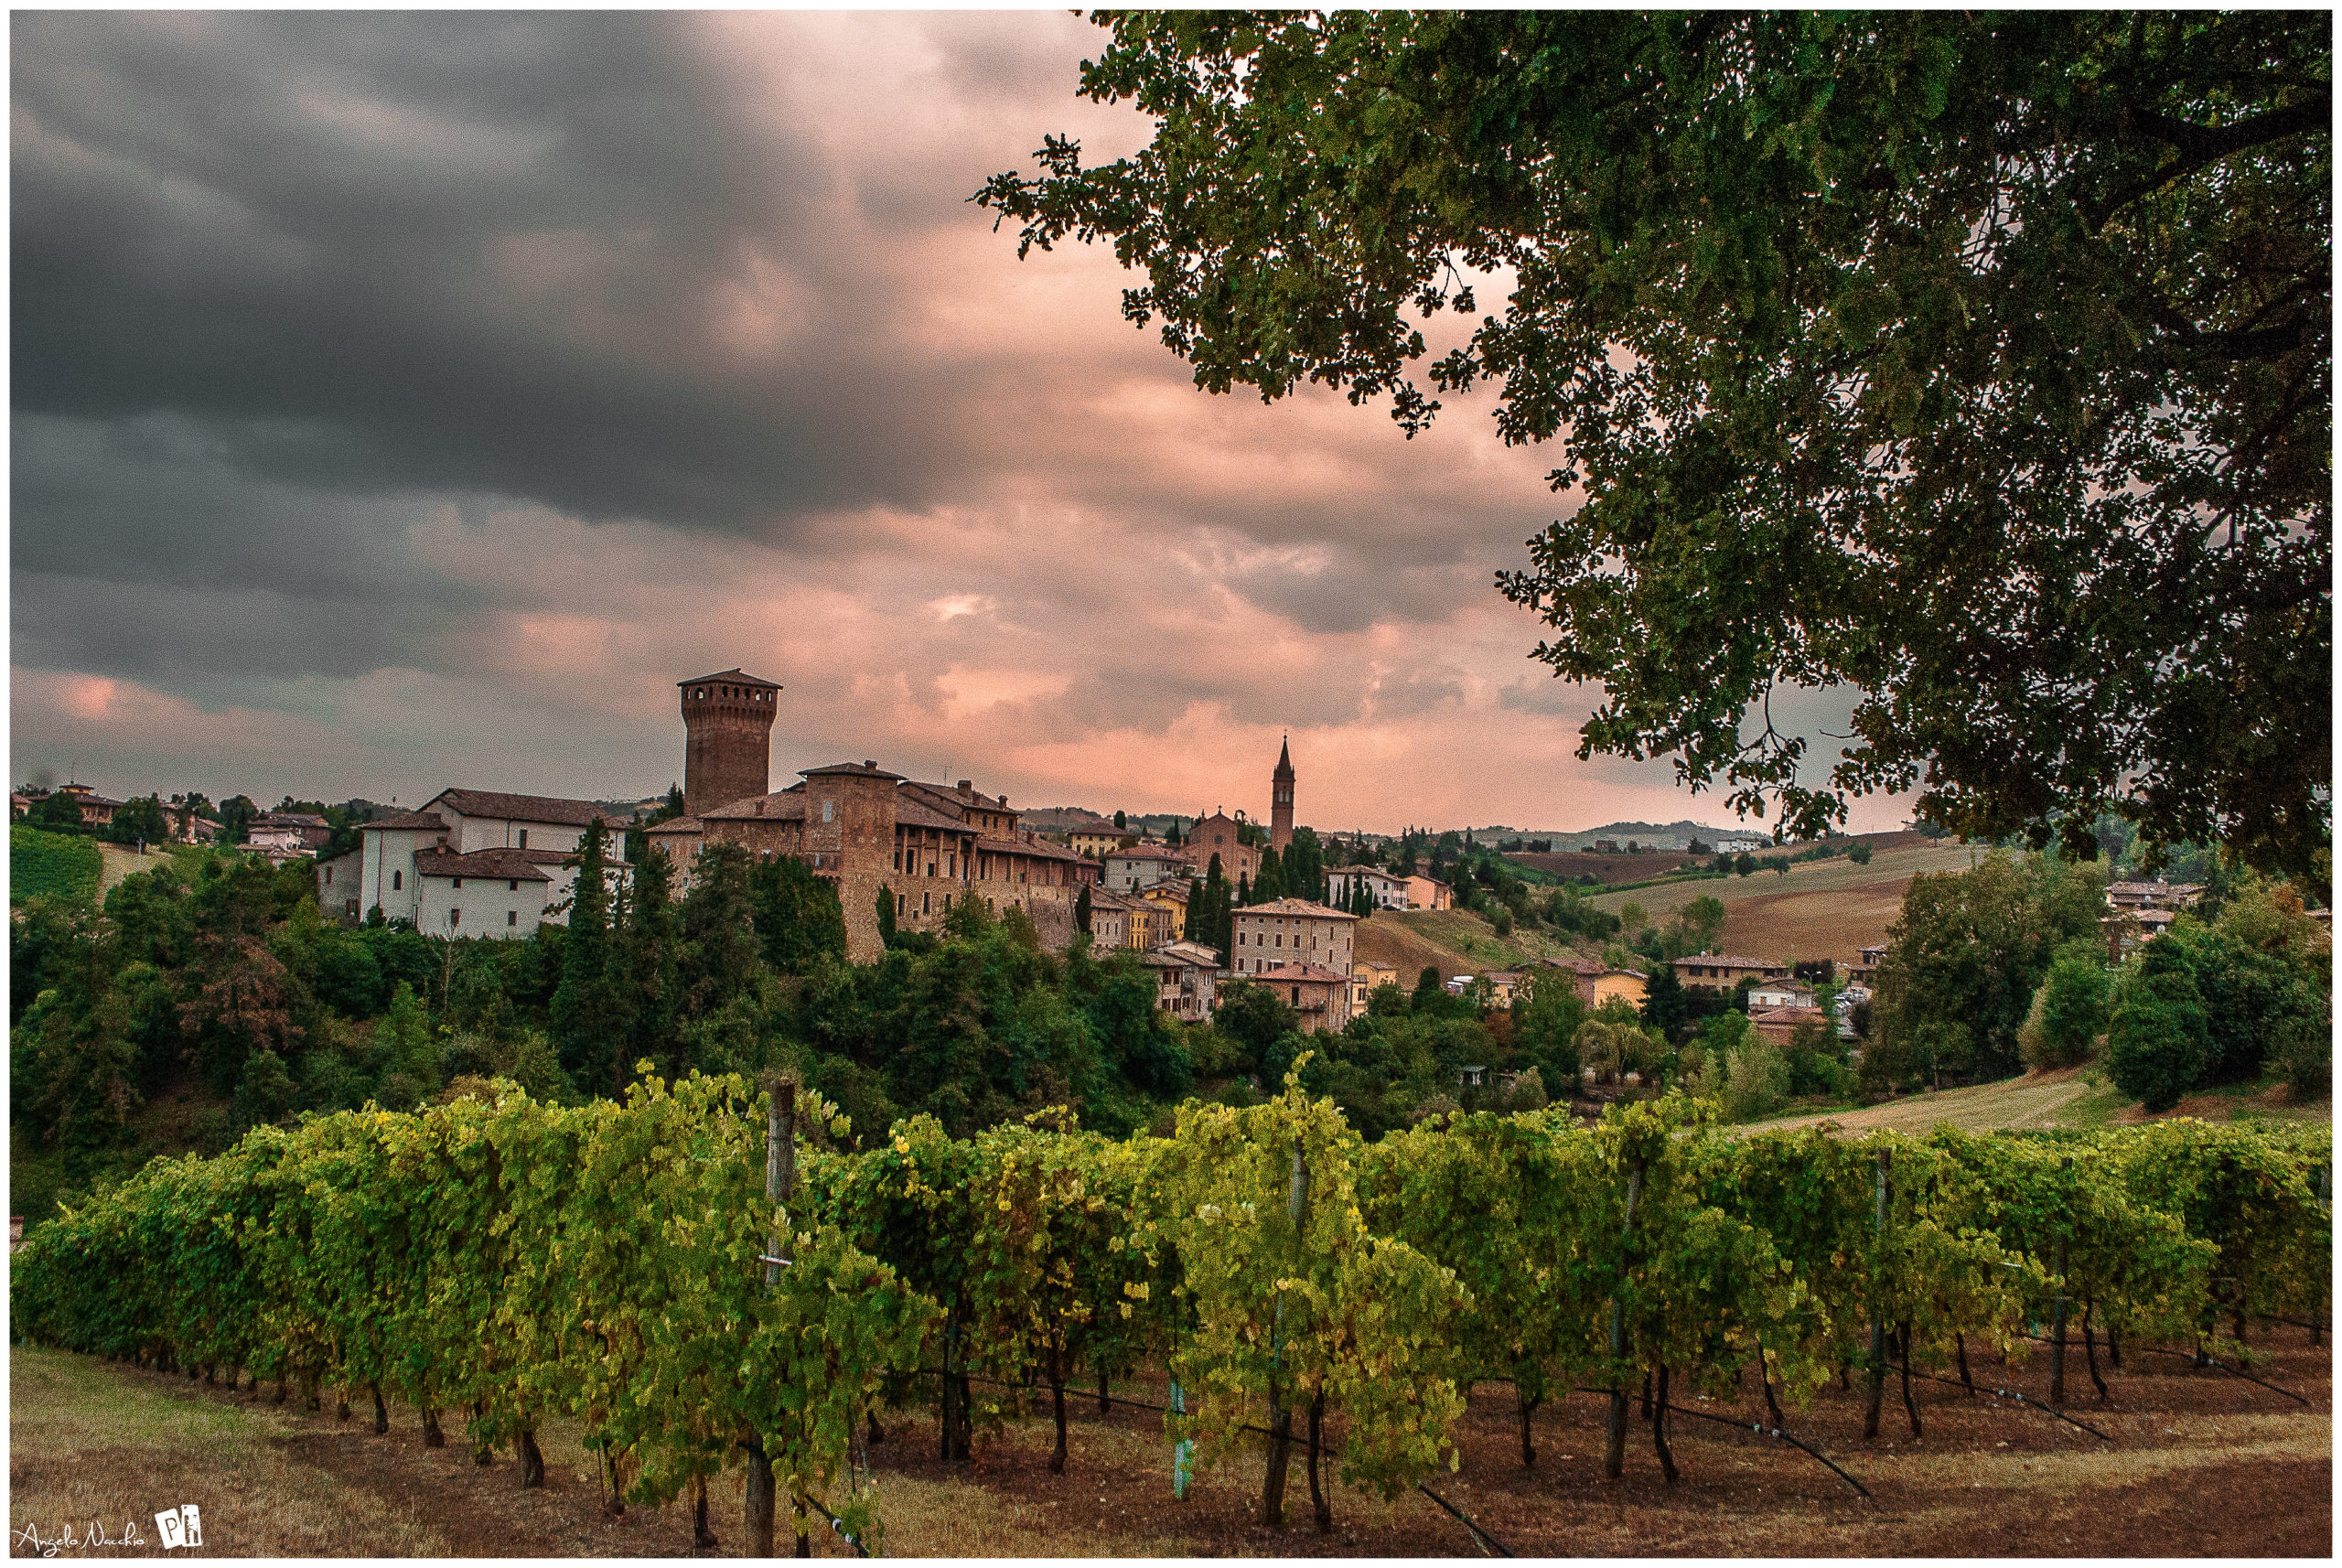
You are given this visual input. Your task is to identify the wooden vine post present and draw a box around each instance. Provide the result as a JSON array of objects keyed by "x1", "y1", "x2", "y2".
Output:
[
  {"x1": 1862, "y1": 1147, "x2": 1890, "y2": 1441},
  {"x1": 743, "y1": 1073, "x2": 799, "y2": 1558},
  {"x1": 1261, "y1": 1137, "x2": 1307, "y2": 1528},
  {"x1": 1604, "y1": 1161, "x2": 1644, "y2": 1480},
  {"x1": 2049, "y1": 1157, "x2": 2071, "y2": 1410},
  {"x1": 1169, "y1": 1378, "x2": 1193, "y2": 1499}
]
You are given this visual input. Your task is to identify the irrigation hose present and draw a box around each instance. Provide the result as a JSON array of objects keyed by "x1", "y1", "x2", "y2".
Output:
[
  {"x1": 2122, "y1": 1342, "x2": 2310, "y2": 1406},
  {"x1": 1894, "y1": 1361, "x2": 2112, "y2": 1440},
  {"x1": 1653, "y1": 1400, "x2": 1875, "y2": 1498},
  {"x1": 799, "y1": 1494, "x2": 872, "y2": 1559},
  {"x1": 1416, "y1": 1480, "x2": 1515, "y2": 1557}
]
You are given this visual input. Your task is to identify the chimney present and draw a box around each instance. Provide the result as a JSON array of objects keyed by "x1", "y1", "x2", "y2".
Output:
[
  {"x1": 864, "y1": 760, "x2": 876, "y2": 769},
  {"x1": 959, "y1": 779, "x2": 972, "y2": 791}
]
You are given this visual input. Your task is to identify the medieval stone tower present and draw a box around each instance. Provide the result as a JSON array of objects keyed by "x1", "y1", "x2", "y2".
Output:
[
  {"x1": 678, "y1": 668, "x2": 780, "y2": 816},
  {"x1": 1270, "y1": 735, "x2": 1295, "y2": 852}
]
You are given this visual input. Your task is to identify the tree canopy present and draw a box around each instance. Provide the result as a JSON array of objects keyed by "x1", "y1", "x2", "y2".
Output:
[{"x1": 980, "y1": 11, "x2": 2330, "y2": 879}]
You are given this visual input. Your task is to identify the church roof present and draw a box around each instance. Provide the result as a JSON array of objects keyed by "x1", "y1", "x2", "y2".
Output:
[
  {"x1": 1273, "y1": 735, "x2": 1295, "y2": 779},
  {"x1": 424, "y1": 789, "x2": 611, "y2": 828}
]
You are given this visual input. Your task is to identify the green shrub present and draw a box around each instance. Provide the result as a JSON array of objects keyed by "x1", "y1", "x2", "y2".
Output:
[
  {"x1": 2106, "y1": 947, "x2": 2212, "y2": 1112},
  {"x1": 10, "y1": 825, "x2": 101, "y2": 906},
  {"x1": 2018, "y1": 952, "x2": 2110, "y2": 1069}
]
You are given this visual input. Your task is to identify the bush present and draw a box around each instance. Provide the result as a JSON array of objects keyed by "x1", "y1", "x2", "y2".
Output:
[
  {"x1": 2018, "y1": 953, "x2": 2110, "y2": 1069},
  {"x1": 2269, "y1": 1004, "x2": 2331, "y2": 1101},
  {"x1": 1847, "y1": 843, "x2": 1873, "y2": 865},
  {"x1": 2106, "y1": 948, "x2": 2212, "y2": 1112},
  {"x1": 1724, "y1": 1035, "x2": 1793, "y2": 1122}
]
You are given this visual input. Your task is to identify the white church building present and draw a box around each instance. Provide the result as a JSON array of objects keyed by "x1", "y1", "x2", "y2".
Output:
[{"x1": 316, "y1": 788, "x2": 627, "y2": 937}]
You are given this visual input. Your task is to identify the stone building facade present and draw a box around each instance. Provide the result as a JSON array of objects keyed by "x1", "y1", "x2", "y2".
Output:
[
  {"x1": 678, "y1": 668, "x2": 780, "y2": 816},
  {"x1": 1186, "y1": 810, "x2": 1260, "y2": 888},
  {"x1": 648, "y1": 761, "x2": 1099, "y2": 964},
  {"x1": 1229, "y1": 897, "x2": 1357, "y2": 982}
]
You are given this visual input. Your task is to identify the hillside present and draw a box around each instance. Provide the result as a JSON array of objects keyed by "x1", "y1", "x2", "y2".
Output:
[
  {"x1": 1352, "y1": 908, "x2": 1600, "y2": 986},
  {"x1": 1585, "y1": 837, "x2": 1986, "y2": 967}
]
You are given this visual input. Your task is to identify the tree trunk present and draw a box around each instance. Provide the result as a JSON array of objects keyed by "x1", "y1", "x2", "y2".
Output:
[
  {"x1": 793, "y1": 1497, "x2": 811, "y2": 1558},
  {"x1": 1639, "y1": 1369, "x2": 1654, "y2": 1423},
  {"x1": 1306, "y1": 1389, "x2": 1331, "y2": 1533},
  {"x1": 373, "y1": 1383, "x2": 390, "y2": 1435},
  {"x1": 422, "y1": 1405, "x2": 446, "y2": 1447},
  {"x1": 2050, "y1": 1279, "x2": 2069, "y2": 1408},
  {"x1": 1863, "y1": 1318, "x2": 1886, "y2": 1439},
  {"x1": 1955, "y1": 1334, "x2": 1974, "y2": 1395},
  {"x1": 603, "y1": 1447, "x2": 627, "y2": 1520},
  {"x1": 1048, "y1": 1339, "x2": 1069, "y2": 1476},
  {"x1": 744, "y1": 1439, "x2": 776, "y2": 1557},
  {"x1": 472, "y1": 1402, "x2": 494, "y2": 1466},
  {"x1": 867, "y1": 1410, "x2": 886, "y2": 1445},
  {"x1": 1261, "y1": 1383, "x2": 1294, "y2": 1529},
  {"x1": 1517, "y1": 1387, "x2": 1540, "y2": 1467},
  {"x1": 1652, "y1": 1365, "x2": 1679, "y2": 1483},
  {"x1": 274, "y1": 1378, "x2": 289, "y2": 1406},
  {"x1": 338, "y1": 1390, "x2": 352, "y2": 1423},
  {"x1": 2108, "y1": 1325, "x2": 2122, "y2": 1368},
  {"x1": 518, "y1": 1428, "x2": 545, "y2": 1489},
  {"x1": 304, "y1": 1373, "x2": 320, "y2": 1412},
  {"x1": 2083, "y1": 1303, "x2": 2109, "y2": 1403},
  {"x1": 693, "y1": 1476, "x2": 719, "y2": 1550},
  {"x1": 1605, "y1": 1380, "x2": 1630, "y2": 1479},
  {"x1": 1896, "y1": 1323, "x2": 1920, "y2": 1437}
]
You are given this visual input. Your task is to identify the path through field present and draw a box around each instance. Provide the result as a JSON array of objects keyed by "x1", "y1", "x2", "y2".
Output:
[{"x1": 1587, "y1": 840, "x2": 1985, "y2": 966}]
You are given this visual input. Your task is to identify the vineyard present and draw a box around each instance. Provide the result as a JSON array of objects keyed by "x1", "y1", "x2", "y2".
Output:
[{"x1": 12, "y1": 1067, "x2": 2330, "y2": 1556}]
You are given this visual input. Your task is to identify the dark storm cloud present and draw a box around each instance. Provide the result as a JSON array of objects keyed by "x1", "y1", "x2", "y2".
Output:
[{"x1": 11, "y1": 10, "x2": 962, "y2": 533}]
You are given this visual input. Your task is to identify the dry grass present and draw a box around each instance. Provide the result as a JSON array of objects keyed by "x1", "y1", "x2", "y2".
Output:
[
  {"x1": 1588, "y1": 841, "x2": 1985, "y2": 965},
  {"x1": 1748, "y1": 1070, "x2": 2098, "y2": 1137},
  {"x1": 8, "y1": 1348, "x2": 446, "y2": 1557}
]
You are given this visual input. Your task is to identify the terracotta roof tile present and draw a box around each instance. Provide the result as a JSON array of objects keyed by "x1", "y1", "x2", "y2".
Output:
[
  {"x1": 702, "y1": 793, "x2": 809, "y2": 822},
  {"x1": 364, "y1": 810, "x2": 454, "y2": 832},
  {"x1": 426, "y1": 788, "x2": 613, "y2": 829},
  {"x1": 1233, "y1": 897, "x2": 1359, "y2": 921},
  {"x1": 413, "y1": 847, "x2": 556, "y2": 882},
  {"x1": 679, "y1": 668, "x2": 780, "y2": 689},
  {"x1": 800, "y1": 761, "x2": 904, "y2": 780}
]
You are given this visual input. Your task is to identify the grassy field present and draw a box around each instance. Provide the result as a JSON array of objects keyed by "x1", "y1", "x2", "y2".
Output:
[
  {"x1": 1587, "y1": 839, "x2": 1987, "y2": 967},
  {"x1": 10, "y1": 824, "x2": 102, "y2": 905}
]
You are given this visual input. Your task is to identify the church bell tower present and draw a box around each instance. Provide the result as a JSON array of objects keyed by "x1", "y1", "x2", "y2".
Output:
[{"x1": 1269, "y1": 735, "x2": 1295, "y2": 853}]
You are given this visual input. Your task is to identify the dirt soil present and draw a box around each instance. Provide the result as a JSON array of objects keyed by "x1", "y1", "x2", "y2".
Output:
[
  {"x1": 1751, "y1": 1070, "x2": 2099, "y2": 1137},
  {"x1": 22, "y1": 1322, "x2": 2327, "y2": 1557}
]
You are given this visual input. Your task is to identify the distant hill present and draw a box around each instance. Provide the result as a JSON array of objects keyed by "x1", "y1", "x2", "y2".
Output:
[
  {"x1": 1487, "y1": 820, "x2": 1759, "y2": 851},
  {"x1": 1018, "y1": 805, "x2": 1116, "y2": 832}
]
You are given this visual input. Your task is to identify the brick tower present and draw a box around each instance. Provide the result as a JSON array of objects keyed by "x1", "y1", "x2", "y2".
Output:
[
  {"x1": 1270, "y1": 734, "x2": 1295, "y2": 852},
  {"x1": 678, "y1": 669, "x2": 780, "y2": 816}
]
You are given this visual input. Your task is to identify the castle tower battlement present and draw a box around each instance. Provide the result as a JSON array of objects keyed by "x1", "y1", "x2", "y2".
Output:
[{"x1": 679, "y1": 669, "x2": 780, "y2": 816}]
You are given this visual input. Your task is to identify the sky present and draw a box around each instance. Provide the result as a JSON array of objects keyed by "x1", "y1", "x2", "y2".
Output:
[{"x1": 10, "y1": 10, "x2": 1909, "y2": 837}]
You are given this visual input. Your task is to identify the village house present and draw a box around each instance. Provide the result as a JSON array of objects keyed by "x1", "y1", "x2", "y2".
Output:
[
  {"x1": 1672, "y1": 951, "x2": 1791, "y2": 989},
  {"x1": 1104, "y1": 843, "x2": 1192, "y2": 893},
  {"x1": 1140, "y1": 940, "x2": 1224, "y2": 1021},
  {"x1": 1085, "y1": 888, "x2": 1133, "y2": 950},
  {"x1": 1065, "y1": 824, "x2": 1136, "y2": 858},
  {"x1": 1275, "y1": 964, "x2": 1354, "y2": 1029},
  {"x1": 1350, "y1": 961, "x2": 1400, "y2": 1011},
  {"x1": 1548, "y1": 955, "x2": 1650, "y2": 1009},
  {"x1": 1326, "y1": 865, "x2": 1409, "y2": 911},
  {"x1": 1747, "y1": 980, "x2": 1820, "y2": 1011},
  {"x1": 1139, "y1": 881, "x2": 1189, "y2": 942},
  {"x1": 1847, "y1": 943, "x2": 1887, "y2": 986},
  {"x1": 1404, "y1": 874, "x2": 1453, "y2": 911},
  {"x1": 48, "y1": 782, "x2": 124, "y2": 828},
  {"x1": 1229, "y1": 897, "x2": 1357, "y2": 981},
  {"x1": 2106, "y1": 880, "x2": 2204, "y2": 913},
  {"x1": 1749, "y1": 1005, "x2": 1832, "y2": 1048}
]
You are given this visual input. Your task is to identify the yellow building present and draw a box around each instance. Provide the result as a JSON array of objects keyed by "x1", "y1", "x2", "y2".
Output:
[
  {"x1": 1067, "y1": 825, "x2": 1137, "y2": 857},
  {"x1": 1140, "y1": 882, "x2": 1188, "y2": 942},
  {"x1": 1350, "y1": 961, "x2": 1400, "y2": 1010}
]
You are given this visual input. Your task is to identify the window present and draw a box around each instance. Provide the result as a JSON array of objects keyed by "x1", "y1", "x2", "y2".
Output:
[
  {"x1": 324, "y1": 865, "x2": 333, "y2": 884},
  {"x1": 822, "y1": 800, "x2": 835, "y2": 823},
  {"x1": 452, "y1": 877, "x2": 463, "y2": 888},
  {"x1": 518, "y1": 829, "x2": 528, "y2": 848},
  {"x1": 392, "y1": 870, "x2": 403, "y2": 890},
  {"x1": 508, "y1": 910, "x2": 518, "y2": 927},
  {"x1": 449, "y1": 908, "x2": 461, "y2": 928},
  {"x1": 509, "y1": 879, "x2": 520, "y2": 891},
  {"x1": 897, "y1": 893, "x2": 906, "y2": 914}
]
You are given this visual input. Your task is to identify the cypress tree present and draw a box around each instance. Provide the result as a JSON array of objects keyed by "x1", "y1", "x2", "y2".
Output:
[
  {"x1": 876, "y1": 884, "x2": 897, "y2": 947},
  {"x1": 1076, "y1": 884, "x2": 1092, "y2": 935},
  {"x1": 550, "y1": 818, "x2": 629, "y2": 1091}
]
